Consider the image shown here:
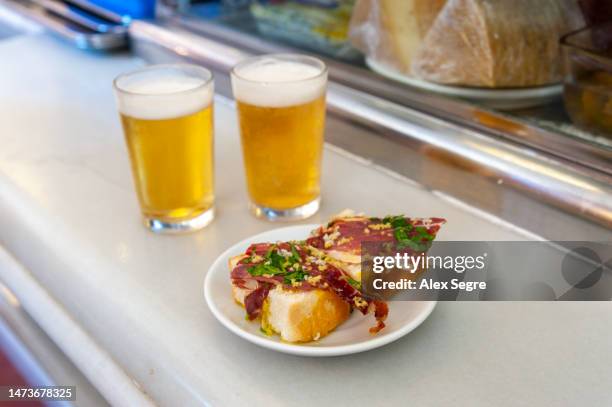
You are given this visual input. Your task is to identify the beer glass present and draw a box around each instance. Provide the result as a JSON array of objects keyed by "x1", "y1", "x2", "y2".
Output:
[
  {"x1": 113, "y1": 64, "x2": 215, "y2": 233},
  {"x1": 231, "y1": 54, "x2": 327, "y2": 221}
]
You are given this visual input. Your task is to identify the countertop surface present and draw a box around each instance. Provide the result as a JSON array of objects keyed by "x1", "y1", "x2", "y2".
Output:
[{"x1": 0, "y1": 34, "x2": 611, "y2": 407}]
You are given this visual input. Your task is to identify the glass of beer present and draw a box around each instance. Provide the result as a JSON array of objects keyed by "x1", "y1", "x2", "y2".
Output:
[
  {"x1": 231, "y1": 54, "x2": 327, "y2": 221},
  {"x1": 113, "y1": 64, "x2": 215, "y2": 233}
]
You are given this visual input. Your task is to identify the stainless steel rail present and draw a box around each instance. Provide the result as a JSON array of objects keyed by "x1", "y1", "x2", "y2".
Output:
[
  {"x1": 0, "y1": 0, "x2": 127, "y2": 50},
  {"x1": 0, "y1": 0, "x2": 41, "y2": 38},
  {"x1": 129, "y1": 20, "x2": 612, "y2": 235}
]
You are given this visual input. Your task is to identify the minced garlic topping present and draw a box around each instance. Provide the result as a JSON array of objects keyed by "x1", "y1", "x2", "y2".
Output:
[
  {"x1": 337, "y1": 237, "x2": 353, "y2": 246},
  {"x1": 368, "y1": 223, "x2": 391, "y2": 230},
  {"x1": 353, "y1": 297, "x2": 368, "y2": 308},
  {"x1": 278, "y1": 248, "x2": 292, "y2": 258},
  {"x1": 306, "y1": 275, "x2": 322, "y2": 285},
  {"x1": 322, "y1": 228, "x2": 341, "y2": 248}
]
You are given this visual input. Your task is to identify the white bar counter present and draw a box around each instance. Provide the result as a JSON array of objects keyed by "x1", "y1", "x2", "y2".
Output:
[{"x1": 0, "y1": 34, "x2": 611, "y2": 406}]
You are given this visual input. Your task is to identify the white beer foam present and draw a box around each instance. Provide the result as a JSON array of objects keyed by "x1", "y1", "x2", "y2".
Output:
[
  {"x1": 232, "y1": 59, "x2": 326, "y2": 107},
  {"x1": 115, "y1": 67, "x2": 213, "y2": 120}
]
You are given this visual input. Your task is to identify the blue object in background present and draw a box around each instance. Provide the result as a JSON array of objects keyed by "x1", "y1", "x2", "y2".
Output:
[
  {"x1": 87, "y1": 0, "x2": 156, "y2": 19},
  {"x1": 191, "y1": 1, "x2": 222, "y2": 19}
]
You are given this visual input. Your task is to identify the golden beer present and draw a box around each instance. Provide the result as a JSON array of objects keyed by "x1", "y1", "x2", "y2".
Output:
[
  {"x1": 114, "y1": 65, "x2": 215, "y2": 232},
  {"x1": 236, "y1": 95, "x2": 325, "y2": 209},
  {"x1": 231, "y1": 54, "x2": 327, "y2": 220}
]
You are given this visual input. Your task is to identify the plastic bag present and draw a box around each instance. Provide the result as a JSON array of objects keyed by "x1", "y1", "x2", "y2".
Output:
[
  {"x1": 349, "y1": 0, "x2": 585, "y2": 88},
  {"x1": 349, "y1": 0, "x2": 446, "y2": 74}
]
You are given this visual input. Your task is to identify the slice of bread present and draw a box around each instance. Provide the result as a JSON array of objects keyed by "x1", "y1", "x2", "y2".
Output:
[
  {"x1": 233, "y1": 284, "x2": 350, "y2": 343},
  {"x1": 230, "y1": 254, "x2": 351, "y2": 342}
]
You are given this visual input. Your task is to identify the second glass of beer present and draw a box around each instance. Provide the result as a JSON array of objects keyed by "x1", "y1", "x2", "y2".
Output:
[
  {"x1": 231, "y1": 54, "x2": 327, "y2": 221},
  {"x1": 113, "y1": 64, "x2": 215, "y2": 233}
]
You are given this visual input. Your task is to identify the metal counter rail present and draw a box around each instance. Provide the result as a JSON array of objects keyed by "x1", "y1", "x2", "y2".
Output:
[
  {"x1": 129, "y1": 20, "x2": 612, "y2": 238},
  {"x1": 0, "y1": 0, "x2": 127, "y2": 50}
]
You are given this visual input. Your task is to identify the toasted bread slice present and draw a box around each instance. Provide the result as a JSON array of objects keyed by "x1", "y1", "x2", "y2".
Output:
[
  {"x1": 230, "y1": 253, "x2": 350, "y2": 342},
  {"x1": 264, "y1": 287, "x2": 350, "y2": 343},
  {"x1": 233, "y1": 285, "x2": 350, "y2": 342}
]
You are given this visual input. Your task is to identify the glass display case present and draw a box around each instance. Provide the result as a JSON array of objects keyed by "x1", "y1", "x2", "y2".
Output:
[{"x1": 160, "y1": 0, "x2": 611, "y2": 172}]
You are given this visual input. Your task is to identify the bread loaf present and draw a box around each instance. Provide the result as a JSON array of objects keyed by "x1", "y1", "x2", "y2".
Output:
[
  {"x1": 411, "y1": 0, "x2": 585, "y2": 87},
  {"x1": 349, "y1": 0, "x2": 447, "y2": 73}
]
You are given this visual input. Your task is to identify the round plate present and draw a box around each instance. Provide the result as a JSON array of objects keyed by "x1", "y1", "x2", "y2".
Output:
[
  {"x1": 204, "y1": 224, "x2": 437, "y2": 357},
  {"x1": 366, "y1": 57, "x2": 562, "y2": 110}
]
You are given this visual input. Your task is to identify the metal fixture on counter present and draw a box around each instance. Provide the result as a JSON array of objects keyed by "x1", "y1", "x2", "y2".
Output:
[{"x1": 0, "y1": 0, "x2": 128, "y2": 50}]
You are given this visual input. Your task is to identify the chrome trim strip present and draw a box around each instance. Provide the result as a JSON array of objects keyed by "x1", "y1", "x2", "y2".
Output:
[{"x1": 0, "y1": 0, "x2": 127, "y2": 50}]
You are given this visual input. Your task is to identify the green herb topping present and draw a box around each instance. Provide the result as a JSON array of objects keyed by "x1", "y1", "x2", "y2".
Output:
[
  {"x1": 247, "y1": 243, "x2": 307, "y2": 285},
  {"x1": 346, "y1": 275, "x2": 361, "y2": 290},
  {"x1": 382, "y1": 215, "x2": 434, "y2": 252}
]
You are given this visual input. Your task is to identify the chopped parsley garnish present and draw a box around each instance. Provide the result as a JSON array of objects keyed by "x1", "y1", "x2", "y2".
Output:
[
  {"x1": 383, "y1": 215, "x2": 413, "y2": 230},
  {"x1": 247, "y1": 243, "x2": 306, "y2": 283},
  {"x1": 382, "y1": 215, "x2": 434, "y2": 252},
  {"x1": 260, "y1": 326, "x2": 273, "y2": 336},
  {"x1": 415, "y1": 226, "x2": 434, "y2": 241},
  {"x1": 398, "y1": 240, "x2": 431, "y2": 252},
  {"x1": 284, "y1": 270, "x2": 306, "y2": 285},
  {"x1": 268, "y1": 249, "x2": 287, "y2": 269},
  {"x1": 248, "y1": 263, "x2": 285, "y2": 276},
  {"x1": 290, "y1": 244, "x2": 300, "y2": 261},
  {"x1": 346, "y1": 276, "x2": 361, "y2": 290}
]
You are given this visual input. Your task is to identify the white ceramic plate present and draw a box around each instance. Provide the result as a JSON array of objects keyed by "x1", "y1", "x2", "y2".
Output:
[
  {"x1": 204, "y1": 225, "x2": 436, "y2": 357},
  {"x1": 366, "y1": 57, "x2": 562, "y2": 110}
]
